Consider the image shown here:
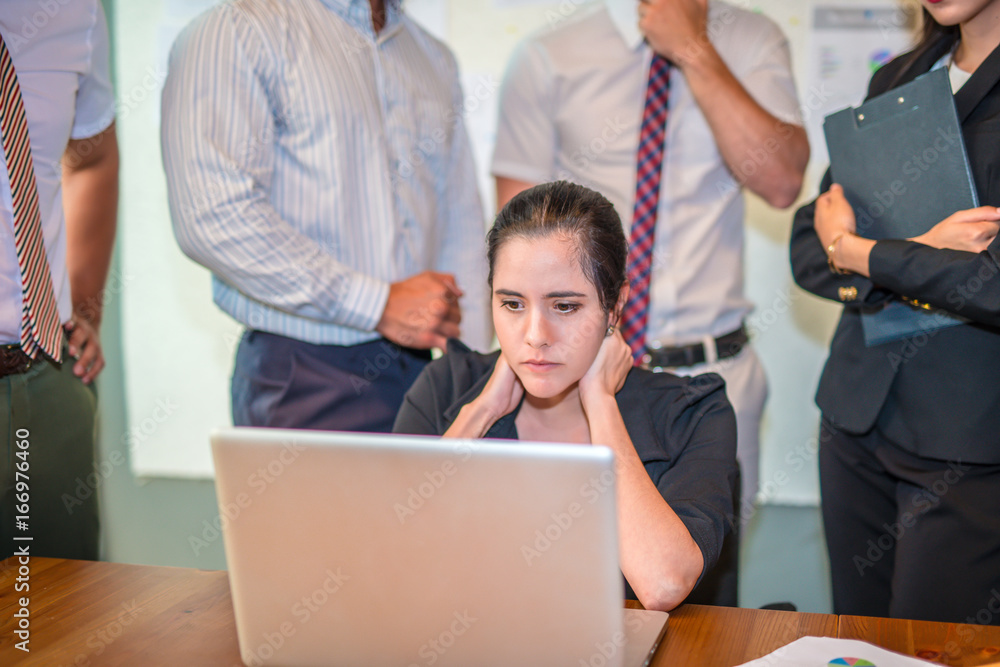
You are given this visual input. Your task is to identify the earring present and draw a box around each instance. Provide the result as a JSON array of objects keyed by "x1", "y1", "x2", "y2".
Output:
[{"x1": 606, "y1": 325, "x2": 615, "y2": 338}]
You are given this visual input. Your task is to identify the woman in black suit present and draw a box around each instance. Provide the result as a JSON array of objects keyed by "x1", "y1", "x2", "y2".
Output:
[{"x1": 790, "y1": 0, "x2": 1000, "y2": 624}]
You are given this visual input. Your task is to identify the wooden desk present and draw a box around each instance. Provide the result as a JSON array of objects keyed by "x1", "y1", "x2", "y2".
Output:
[
  {"x1": 646, "y1": 603, "x2": 837, "y2": 665},
  {"x1": 840, "y1": 615, "x2": 1000, "y2": 667},
  {"x1": 1, "y1": 558, "x2": 998, "y2": 666},
  {"x1": 0, "y1": 557, "x2": 241, "y2": 666}
]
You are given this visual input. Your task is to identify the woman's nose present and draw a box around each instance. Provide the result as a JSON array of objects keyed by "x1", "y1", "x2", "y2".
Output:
[{"x1": 524, "y1": 309, "x2": 550, "y2": 348}]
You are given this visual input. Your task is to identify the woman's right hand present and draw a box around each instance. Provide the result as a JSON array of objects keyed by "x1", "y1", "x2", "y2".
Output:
[
  {"x1": 474, "y1": 353, "x2": 524, "y2": 422},
  {"x1": 443, "y1": 353, "x2": 524, "y2": 439},
  {"x1": 910, "y1": 207, "x2": 1000, "y2": 253}
]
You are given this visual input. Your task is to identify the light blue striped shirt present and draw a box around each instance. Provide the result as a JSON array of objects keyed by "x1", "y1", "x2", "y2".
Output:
[{"x1": 161, "y1": 0, "x2": 490, "y2": 349}]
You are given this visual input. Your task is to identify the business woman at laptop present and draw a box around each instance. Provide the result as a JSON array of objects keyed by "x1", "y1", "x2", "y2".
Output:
[{"x1": 394, "y1": 181, "x2": 738, "y2": 612}]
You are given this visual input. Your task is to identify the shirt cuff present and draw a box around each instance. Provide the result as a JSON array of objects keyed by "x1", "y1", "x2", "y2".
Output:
[
  {"x1": 337, "y1": 272, "x2": 391, "y2": 333},
  {"x1": 676, "y1": 512, "x2": 717, "y2": 588},
  {"x1": 71, "y1": 107, "x2": 116, "y2": 141}
]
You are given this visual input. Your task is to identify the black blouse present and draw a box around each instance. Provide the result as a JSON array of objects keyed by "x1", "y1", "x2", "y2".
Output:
[{"x1": 392, "y1": 339, "x2": 739, "y2": 579}]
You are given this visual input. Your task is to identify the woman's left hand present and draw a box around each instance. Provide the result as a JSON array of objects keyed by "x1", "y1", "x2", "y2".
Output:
[
  {"x1": 579, "y1": 328, "x2": 632, "y2": 408},
  {"x1": 814, "y1": 184, "x2": 857, "y2": 249}
]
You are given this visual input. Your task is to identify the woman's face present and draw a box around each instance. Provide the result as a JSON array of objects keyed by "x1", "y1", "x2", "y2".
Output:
[
  {"x1": 922, "y1": 0, "x2": 1000, "y2": 28},
  {"x1": 491, "y1": 233, "x2": 613, "y2": 403}
]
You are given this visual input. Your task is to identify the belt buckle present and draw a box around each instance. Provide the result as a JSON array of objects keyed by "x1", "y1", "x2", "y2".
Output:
[
  {"x1": 0, "y1": 344, "x2": 32, "y2": 377},
  {"x1": 642, "y1": 344, "x2": 699, "y2": 371},
  {"x1": 644, "y1": 339, "x2": 709, "y2": 370}
]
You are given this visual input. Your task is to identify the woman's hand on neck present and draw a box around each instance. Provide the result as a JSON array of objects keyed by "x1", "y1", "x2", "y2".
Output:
[
  {"x1": 443, "y1": 354, "x2": 523, "y2": 439},
  {"x1": 578, "y1": 331, "x2": 633, "y2": 418}
]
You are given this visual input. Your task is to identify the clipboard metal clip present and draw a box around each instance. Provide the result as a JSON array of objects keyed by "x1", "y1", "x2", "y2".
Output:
[{"x1": 856, "y1": 94, "x2": 916, "y2": 125}]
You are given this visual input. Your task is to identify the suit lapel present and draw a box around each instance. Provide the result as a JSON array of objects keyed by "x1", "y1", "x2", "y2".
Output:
[
  {"x1": 955, "y1": 40, "x2": 1000, "y2": 123},
  {"x1": 888, "y1": 35, "x2": 1000, "y2": 123},
  {"x1": 891, "y1": 35, "x2": 954, "y2": 88}
]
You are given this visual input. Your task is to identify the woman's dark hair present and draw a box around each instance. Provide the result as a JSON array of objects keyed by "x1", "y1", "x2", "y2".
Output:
[
  {"x1": 896, "y1": 8, "x2": 959, "y2": 81},
  {"x1": 487, "y1": 181, "x2": 628, "y2": 315},
  {"x1": 916, "y1": 8, "x2": 959, "y2": 53}
]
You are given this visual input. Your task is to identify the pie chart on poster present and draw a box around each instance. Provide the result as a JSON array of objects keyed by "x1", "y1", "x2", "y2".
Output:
[{"x1": 828, "y1": 659, "x2": 877, "y2": 666}]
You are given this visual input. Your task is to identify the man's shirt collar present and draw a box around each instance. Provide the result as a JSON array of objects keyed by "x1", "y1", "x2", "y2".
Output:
[{"x1": 606, "y1": 0, "x2": 644, "y2": 51}]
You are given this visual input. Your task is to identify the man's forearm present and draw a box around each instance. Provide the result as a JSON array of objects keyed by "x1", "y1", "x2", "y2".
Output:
[
  {"x1": 63, "y1": 123, "x2": 119, "y2": 328},
  {"x1": 681, "y1": 47, "x2": 809, "y2": 209}
]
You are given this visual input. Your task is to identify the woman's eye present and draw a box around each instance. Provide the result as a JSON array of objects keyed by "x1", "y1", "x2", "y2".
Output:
[
  {"x1": 554, "y1": 302, "x2": 579, "y2": 313},
  {"x1": 500, "y1": 300, "x2": 522, "y2": 311}
]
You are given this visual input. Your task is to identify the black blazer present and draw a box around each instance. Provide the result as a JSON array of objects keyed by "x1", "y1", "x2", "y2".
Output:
[{"x1": 790, "y1": 37, "x2": 1000, "y2": 465}]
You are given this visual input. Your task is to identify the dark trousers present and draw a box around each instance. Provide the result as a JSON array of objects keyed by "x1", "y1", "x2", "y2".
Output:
[
  {"x1": 1, "y1": 347, "x2": 99, "y2": 560},
  {"x1": 231, "y1": 331, "x2": 431, "y2": 432},
  {"x1": 820, "y1": 419, "x2": 1000, "y2": 624}
]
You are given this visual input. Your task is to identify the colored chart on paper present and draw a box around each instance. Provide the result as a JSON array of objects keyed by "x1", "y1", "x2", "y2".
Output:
[{"x1": 829, "y1": 659, "x2": 877, "y2": 666}]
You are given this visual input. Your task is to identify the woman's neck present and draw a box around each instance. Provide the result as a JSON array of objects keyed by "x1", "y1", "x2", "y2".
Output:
[
  {"x1": 516, "y1": 386, "x2": 591, "y2": 444},
  {"x1": 955, "y1": 6, "x2": 1000, "y2": 73}
]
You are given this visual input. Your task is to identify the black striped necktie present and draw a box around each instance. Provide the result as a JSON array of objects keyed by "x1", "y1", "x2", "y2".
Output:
[{"x1": 0, "y1": 32, "x2": 63, "y2": 362}]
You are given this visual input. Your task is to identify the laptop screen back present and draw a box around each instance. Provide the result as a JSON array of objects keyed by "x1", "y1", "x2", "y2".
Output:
[{"x1": 211, "y1": 427, "x2": 625, "y2": 667}]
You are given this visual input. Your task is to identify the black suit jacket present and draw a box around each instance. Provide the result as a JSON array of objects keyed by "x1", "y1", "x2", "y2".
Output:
[{"x1": 790, "y1": 37, "x2": 1000, "y2": 464}]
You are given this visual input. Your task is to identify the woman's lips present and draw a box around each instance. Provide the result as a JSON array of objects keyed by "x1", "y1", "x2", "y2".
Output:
[{"x1": 522, "y1": 360, "x2": 559, "y2": 370}]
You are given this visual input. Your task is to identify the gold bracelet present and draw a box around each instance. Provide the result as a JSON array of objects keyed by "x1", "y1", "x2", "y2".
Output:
[{"x1": 826, "y1": 233, "x2": 851, "y2": 275}]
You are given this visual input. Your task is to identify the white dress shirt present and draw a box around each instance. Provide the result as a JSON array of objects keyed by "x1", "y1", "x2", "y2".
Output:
[
  {"x1": 491, "y1": 0, "x2": 802, "y2": 346},
  {"x1": 162, "y1": 0, "x2": 490, "y2": 349},
  {"x1": 0, "y1": 1, "x2": 115, "y2": 344}
]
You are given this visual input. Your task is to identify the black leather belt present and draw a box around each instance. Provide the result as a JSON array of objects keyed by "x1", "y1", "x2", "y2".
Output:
[
  {"x1": 0, "y1": 344, "x2": 33, "y2": 378},
  {"x1": 641, "y1": 326, "x2": 749, "y2": 370}
]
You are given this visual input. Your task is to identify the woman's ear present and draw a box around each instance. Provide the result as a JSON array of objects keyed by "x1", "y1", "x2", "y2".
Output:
[{"x1": 609, "y1": 284, "x2": 629, "y2": 329}]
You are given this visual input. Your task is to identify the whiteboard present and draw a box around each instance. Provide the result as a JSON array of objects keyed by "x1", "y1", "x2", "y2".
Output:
[{"x1": 116, "y1": 0, "x2": 918, "y2": 502}]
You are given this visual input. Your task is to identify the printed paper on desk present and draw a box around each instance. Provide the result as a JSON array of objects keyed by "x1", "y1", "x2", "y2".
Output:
[{"x1": 735, "y1": 636, "x2": 937, "y2": 667}]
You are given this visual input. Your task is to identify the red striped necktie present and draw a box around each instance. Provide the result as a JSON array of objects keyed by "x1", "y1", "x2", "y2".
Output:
[
  {"x1": 0, "y1": 32, "x2": 63, "y2": 362},
  {"x1": 621, "y1": 54, "x2": 671, "y2": 363}
]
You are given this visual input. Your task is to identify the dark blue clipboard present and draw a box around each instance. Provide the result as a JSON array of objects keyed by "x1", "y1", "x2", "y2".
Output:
[{"x1": 823, "y1": 67, "x2": 975, "y2": 346}]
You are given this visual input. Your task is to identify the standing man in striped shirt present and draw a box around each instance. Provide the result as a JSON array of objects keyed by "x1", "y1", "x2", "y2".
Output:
[{"x1": 162, "y1": 0, "x2": 491, "y2": 431}]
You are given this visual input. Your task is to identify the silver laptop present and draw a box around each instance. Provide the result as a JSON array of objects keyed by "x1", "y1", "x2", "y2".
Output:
[{"x1": 211, "y1": 427, "x2": 668, "y2": 667}]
